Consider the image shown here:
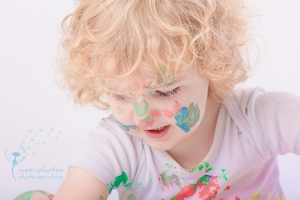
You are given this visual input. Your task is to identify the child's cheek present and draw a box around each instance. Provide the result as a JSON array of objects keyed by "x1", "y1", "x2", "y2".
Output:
[
  {"x1": 162, "y1": 101, "x2": 201, "y2": 133},
  {"x1": 116, "y1": 106, "x2": 125, "y2": 114}
]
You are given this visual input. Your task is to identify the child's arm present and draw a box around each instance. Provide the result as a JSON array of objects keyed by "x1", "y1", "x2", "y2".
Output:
[{"x1": 53, "y1": 166, "x2": 109, "y2": 200}]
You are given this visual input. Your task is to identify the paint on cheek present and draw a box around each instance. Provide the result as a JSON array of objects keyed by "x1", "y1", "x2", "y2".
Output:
[
  {"x1": 173, "y1": 101, "x2": 181, "y2": 112},
  {"x1": 162, "y1": 109, "x2": 174, "y2": 118},
  {"x1": 174, "y1": 102, "x2": 200, "y2": 133},
  {"x1": 132, "y1": 99, "x2": 148, "y2": 117},
  {"x1": 116, "y1": 107, "x2": 124, "y2": 114},
  {"x1": 115, "y1": 119, "x2": 137, "y2": 132}
]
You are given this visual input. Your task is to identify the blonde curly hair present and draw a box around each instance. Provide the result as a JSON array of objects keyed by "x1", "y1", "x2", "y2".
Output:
[{"x1": 58, "y1": 0, "x2": 252, "y2": 109}]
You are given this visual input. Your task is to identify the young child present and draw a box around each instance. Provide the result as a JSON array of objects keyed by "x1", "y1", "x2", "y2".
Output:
[{"x1": 54, "y1": 0, "x2": 300, "y2": 199}]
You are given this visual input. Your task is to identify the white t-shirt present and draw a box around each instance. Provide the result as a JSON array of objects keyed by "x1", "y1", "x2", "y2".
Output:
[{"x1": 69, "y1": 87, "x2": 300, "y2": 199}]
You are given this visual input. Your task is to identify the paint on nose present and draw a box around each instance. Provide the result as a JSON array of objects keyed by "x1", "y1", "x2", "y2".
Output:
[
  {"x1": 132, "y1": 99, "x2": 148, "y2": 117},
  {"x1": 162, "y1": 109, "x2": 174, "y2": 118}
]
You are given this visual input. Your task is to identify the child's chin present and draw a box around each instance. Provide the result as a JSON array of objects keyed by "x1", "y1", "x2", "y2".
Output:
[{"x1": 146, "y1": 141, "x2": 174, "y2": 151}]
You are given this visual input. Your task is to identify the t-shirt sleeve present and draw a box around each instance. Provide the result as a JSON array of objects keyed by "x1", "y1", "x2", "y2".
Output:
[
  {"x1": 236, "y1": 88, "x2": 300, "y2": 158},
  {"x1": 69, "y1": 118, "x2": 142, "y2": 193}
]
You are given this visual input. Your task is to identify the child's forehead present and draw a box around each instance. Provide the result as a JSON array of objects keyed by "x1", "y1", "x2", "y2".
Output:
[
  {"x1": 102, "y1": 57, "x2": 190, "y2": 92},
  {"x1": 104, "y1": 73, "x2": 186, "y2": 93}
]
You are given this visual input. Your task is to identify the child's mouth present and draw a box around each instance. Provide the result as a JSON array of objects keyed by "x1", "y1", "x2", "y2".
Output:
[
  {"x1": 151, "y1": 126, "x2": 167, "y2": 132},
  {"x1": 144, "y1": 125, "x2": 170, "y2": 138}
]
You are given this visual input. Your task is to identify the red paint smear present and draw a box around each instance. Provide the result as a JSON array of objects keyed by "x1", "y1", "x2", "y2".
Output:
[
  {"x1": 138, "y1": 119, "x2": 154, "y2": 128},
  {"x1": 173, "y1": 185, "x2": 197, "y2": 199},
  {"x1": 151, "y1": 111, "x2": 160, "y2": 118},
  {"x1": 158, "y1": 177, "x2": 162, "y2": 183},
  {"x1": 224, "y1": 186, "x2": 230, "y2": 191},
  {"x1": 162, "y1": 109, "x2": 174, "y2": 118},
  {"x1": 198, "y1": 176, "x2": 219, "y2": 199},
  {"x1": 173, "y1": 101, "x2": 181, "y2": 112},
  {"x1": 235, "y1": 196, "x2": 241, "y2": 200},
  {"x1": 220, "y1": 198, "x2": 229, "y2": 200},
  {"x1": 48, "y1": 195, "x2": 54, "y2": 200}
]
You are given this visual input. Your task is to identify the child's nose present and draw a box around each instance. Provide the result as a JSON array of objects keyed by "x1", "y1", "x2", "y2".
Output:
[
  {"x1": 131, "y1": 97, "x2": 160, "y2": 129},
  {"x1": 132, "y1": 98, "x2": 149, "y2": 118}
]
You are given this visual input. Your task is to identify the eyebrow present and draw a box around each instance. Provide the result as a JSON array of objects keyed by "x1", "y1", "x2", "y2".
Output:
[{"x1": 148, "y1": 77, "x2": 177, "y2": 89}]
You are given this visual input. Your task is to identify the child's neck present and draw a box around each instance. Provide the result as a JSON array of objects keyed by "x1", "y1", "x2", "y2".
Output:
[{"x1": 167, "y1": 98, "x2": 221, "y2": 169}]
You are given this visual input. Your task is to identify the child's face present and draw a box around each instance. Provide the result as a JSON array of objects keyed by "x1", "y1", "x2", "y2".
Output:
[{"x1": 107, "y1": 73, "x2": 209, "y2": 151}]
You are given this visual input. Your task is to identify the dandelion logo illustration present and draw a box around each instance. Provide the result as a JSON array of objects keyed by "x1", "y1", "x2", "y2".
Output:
[{"x1": 4, "y1": 127, "x2": 62, "y2": 181}]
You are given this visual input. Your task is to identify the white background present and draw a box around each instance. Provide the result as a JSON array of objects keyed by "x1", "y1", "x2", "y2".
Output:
[{"x1": 0, "y1": 0, "x2": 299, "y2": 199}]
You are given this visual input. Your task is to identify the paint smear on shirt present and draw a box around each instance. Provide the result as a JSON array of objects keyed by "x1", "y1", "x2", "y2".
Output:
[
  {"x1": 224, "y1": 186, "x2": 230, "y2": 191},
  {"x1": 159, "y1": 170, "x2": 181, "y2": 188},
  {"x1": 181, "y1": 161, "x2": 213, "y2": 173},
  {"x1": 170, "y1": 175, "x2": 220, "y2": 200},
  {"x1": 219, "y1": 169, "x2": 228, "y2": 181},
  {"x1": 107, "y1": 171, "x2": 132, "y2": 193},
  {"x1": 250, "y1": 187, "x2": 265, "y2": 199}
]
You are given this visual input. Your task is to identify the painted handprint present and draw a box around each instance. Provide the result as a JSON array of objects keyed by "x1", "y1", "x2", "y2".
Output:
[{"x1": 174, "y1": 102, "x2": 200, "y2": 133}]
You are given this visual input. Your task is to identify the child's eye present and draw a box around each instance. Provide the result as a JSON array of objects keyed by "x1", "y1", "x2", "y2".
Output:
[
  {"x1": 112, "y1": 94, "x2": 126, "y2": 101},
  {"x1": 155, "y1": 87, "x2": 180, "y2": 97}
]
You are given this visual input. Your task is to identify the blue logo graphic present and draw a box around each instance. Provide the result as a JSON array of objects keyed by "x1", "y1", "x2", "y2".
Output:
[{"x1": 4, "y1": 127, "x2": 62, "y2": 181}]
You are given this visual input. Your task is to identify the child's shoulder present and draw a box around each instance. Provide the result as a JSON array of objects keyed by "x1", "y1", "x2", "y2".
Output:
[{"x1": 230, "y1": 87, "x2": 300, "y2": 108}]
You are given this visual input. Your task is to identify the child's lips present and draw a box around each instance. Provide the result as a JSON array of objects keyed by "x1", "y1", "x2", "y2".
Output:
[{"x1": 144, "y1": 125, "x2": 170, "y2": 138}]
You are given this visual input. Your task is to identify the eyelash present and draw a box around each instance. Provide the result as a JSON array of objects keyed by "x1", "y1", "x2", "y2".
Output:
[
  {"x1": 156, "y1": 87, "x2": 180, "y2": 97},
  {"x1": 111, "y1": 87, "x2": 180, "y2": 101},
  {"x1": 112, "y1": 94, "x2": 126, "y2": 101}
]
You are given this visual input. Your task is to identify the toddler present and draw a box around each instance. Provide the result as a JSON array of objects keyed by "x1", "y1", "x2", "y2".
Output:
[{"x1": 54, "y1": 0, "x2": 300, "y2": 199}]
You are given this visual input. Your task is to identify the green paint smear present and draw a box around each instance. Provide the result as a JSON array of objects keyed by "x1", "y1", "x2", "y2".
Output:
[
  {"x1": 132, "y1": 100, "x2": 148, "y2": 117},
  {"x1": 14, "y1": 191, "x2": 34, "y2": 200},
  {"x1": 149, "y1": 77, "x2": 175, "y2": 89},
  {"x1": 170, "y1": 175, "x2": 217, "y2": 200},
  {"x1": 205, "y1": 167, "x2": 213, "y2": 173},
  {"x1": 196, "y1": 175, "x2": 210, "y2": 185},
  {"x1": 100, "y1": 196, "x2": 107, "y2": 200},
  {"x1": 175, "y1": 103, "x2": 200, "y2": 133},
  {"x1": 160, "y1": 170, "x2": 181, "y2": 187},
  {"x1": 182, "y1": 161, "x2": 213, "y2": 173},
  {"x1": 141, "y1": 114, "x2": 153, "y2": 121},
  {"x1": 148, "y1": 67, "x2": 176, "y2": 89},
  {"x1": 219, "y1": 169, "x2": 228, "y2": 181},
  {"x1": 108, "y1": 171, "x2": 132, "y2": 193}
]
